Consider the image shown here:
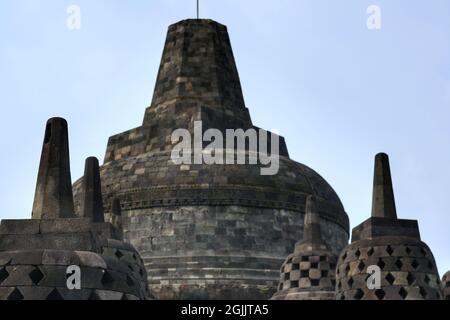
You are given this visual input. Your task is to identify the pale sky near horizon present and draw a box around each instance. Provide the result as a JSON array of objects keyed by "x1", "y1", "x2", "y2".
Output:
[{"x1": 1, "y1": 0, "x2": 449, "y2": 275}]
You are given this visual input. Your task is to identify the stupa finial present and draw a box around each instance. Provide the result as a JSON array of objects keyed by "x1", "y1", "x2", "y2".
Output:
[
  {"x1": 371, "y1": 152, "x2": 397, "y2": 219},
  {"x1": 302, "y1": 195, "x2": 323, "y2": 244},
  {"x1": 32, "y1": 117, "x2": 75, "y2": 219},
  {"x1": 80, "y1": 157, "x2": 105, "y2": 222}
]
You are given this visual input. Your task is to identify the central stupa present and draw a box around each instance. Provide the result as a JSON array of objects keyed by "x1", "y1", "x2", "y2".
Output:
[{"x1": 73, "y1": 19, "x2": 349, "y2": 300}]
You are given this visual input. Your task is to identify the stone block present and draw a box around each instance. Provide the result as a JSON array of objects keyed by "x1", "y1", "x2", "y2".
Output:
[{"x1": 0, "y1": 220, "x2": 40, "y2": 235}]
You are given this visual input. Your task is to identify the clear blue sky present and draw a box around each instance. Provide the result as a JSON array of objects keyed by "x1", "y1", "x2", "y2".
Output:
[{"x1": 1, "y1": 0, "x2": 449, "y2": 275}]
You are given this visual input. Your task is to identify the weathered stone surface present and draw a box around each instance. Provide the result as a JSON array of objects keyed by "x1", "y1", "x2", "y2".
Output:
[
  {"x1": 71, "y1": 19, "x2": 349, "y2": 299},
  {"x1": 0, "y1": 117, "x2": 151, "y2": 300},
  {"x1": 372, "y1": 153, "x2": 397, "y2": 219},
  {"x1": 0, "y1": 220, "x2": 40, "y2": 235},
  {"x1": 271, "y1": 196, "x2": 337, "y2": 300},
  {"x1": 32, "y1": 117, "x2": 75, "y2": 219},
  {"x1": 336, "y1": 153, "x2": 442, "y2": 300},
  {"x1": 80, "y1": 157, "x2": 105, "y2": 223},
  {"x1": 75, "y1": 251, "x2": 107, "y2": 269},
  {"x1": 0, "y1": 233, "x2": 101, "y2": 252}
]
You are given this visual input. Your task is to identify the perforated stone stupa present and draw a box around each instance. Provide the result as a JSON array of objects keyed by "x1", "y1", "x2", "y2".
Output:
[
  {"x1": 335, "y1": 153, "x2": 442, "y2": 300},
  {"x1": 271, "y1": 196, "x2": 337, "y2": 300},
  {"x1": 72, "y1": 19, "x2": 350, "y2": 300},
  {"x1": 0, "y1": 118, "x2": 150, "y2": 300}
]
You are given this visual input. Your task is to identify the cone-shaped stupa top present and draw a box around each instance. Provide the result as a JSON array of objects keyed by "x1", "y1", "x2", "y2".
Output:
[
  {"x1": 371, "y1": 153, "x2": 397, "y2": 219},
  {"x1": 336, "y1": 153, "x2": 442, "y2": 300},
  {"x1": 272, "y1": 196, "x2": 337, "y2": 300},
  {"x1": 145, "y1": 19, "x2": 250, "y2": 127},
  {"x1": 32, "y1": 117, "x2": 75, "y2": 219},
  {"x1": 302, "y1": 196, "x2": 324, "y2": 244},
  {"x1": 80, "y1": 157, "x2": 105, "y2": 222}
]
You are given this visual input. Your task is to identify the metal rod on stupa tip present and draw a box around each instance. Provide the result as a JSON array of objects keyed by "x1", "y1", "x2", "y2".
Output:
[
  {"x1": 80, "y1": 156, "x2": 105, "y2": 223},
  {"x1": 371, "y1": 152, "x2": 397, "y2": 219},
  {"x1": 32, "y1": 117, "x2": 75, "y2": 220}
]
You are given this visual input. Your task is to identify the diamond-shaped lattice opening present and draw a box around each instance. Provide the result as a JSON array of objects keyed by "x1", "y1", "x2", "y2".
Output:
[
  {"x1": 347, "y1": 277, "x2": 354, "y2": 288},
  {"x1": 345, "y1": 264, "x2": 350, "y2": 273},
  {"x1": 287, "y1": 257, "x2": 293, "y2": 264},
  {"x1": 399, "y1": 287, "x2": 408, "y2": 299},
  {"x1": 139, "y1": 268, "x2": 144, "y2": 277},
  {"x1": 7, "y1": 288, "x2": 24, "y2": 300},
  {"x1": 132, "y1": 253, "x2": 138, "y2": 261},
  {"x1": 337, "y1": 281, "x2": 342, "y2": 290},
  {"x1": 377, "y1": 259, "x2": 386, "y2": 269},
  {"x1": 407, "y1": 273, "x2": 415, "y2": 285},
  {"x1": 115, "y1": 250, "x2": 124, "y2": 259},
  {"x1": 386, "y1": 245, "x2": 394, "y2": 256},
  {"x1": 128, "y1": 265, "x2": 134, "y2": 272},
  {"x1": 29, "y1": 267, "x2": 44, "y2": 285},
  {"x1": 420, "y1": 248, "x2": 428, "y2": 257},
  {"x1": 278, "y1": 283, "x2": 283, "y2": 291},
  {"x1": 357, "y1": 261, "x2": 365, "y2": 272},
  {"x1": 354, "y1": 289, "x2": 364, "y2": 300},
  {"x1": 310, "y1": 279, "x2": 319, "y2": 286},
  {"x1": 367, "y1": 248, "x2": 374, "y2": 257},
  {"x1": 126, "y1": 275, "x2": 135, "y2": 287},
  {"x1": 411, "y1": 259, "x2": 419, "y2": 270},
  {"x1": 385, "y1": 273, "x2": 395, "y2": 285},
  {"x1": 424, "y1": 275, "x2": 431, "y2": 285},
  {"x1": 292, "y1": 264, "x2": 300, "y2": 270},
  {"x1": 342, "y1": 252, "x2": 347, "y2": 261},
  {"x1": 355, "y1": 249, "x2": 361, "y2": 259},
  {"x1": 395, "y1": 259, "x2": 403, "y2": 270},
  {"x1": 375, "y1": 289, "x2": 386, "y2": 300},
  {"x1": 419, "y1": 287, "x2": 428, "y2": 299},
  {"x1": 427, "y1": 261, "x2": 434, "y2": 270},
  {"x1": 101, "y1": 271, "x2": 115, "y2": 286},
  {"x1": 0, "y1": 268, "x2": 9, "y2": 283},
  {"x1": 331, "y1": 279, "x2": 336, "y2": 287},
  {"x1": 405, "y1": 247, "x2": 412, "y2": 255},
  {"x1": 46, "y1": 288, "x2": 64, "y2": 300}
]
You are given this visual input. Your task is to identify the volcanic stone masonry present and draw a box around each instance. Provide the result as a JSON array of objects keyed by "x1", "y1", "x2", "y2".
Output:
[
  {"x1": 3, "y1": 18, "x2": 445, "y2": 301},
  {"x1": 335, "y1": 153, "x2": 442, "y2": 300},
  {"x1": 0, "y1": 118, "x2": 150, "y2": 300},
  {"x1": 72, "y1": 19, "x2": 350, "y2": 300},
  {"x1": 271, "y1": 196, "x2": 337, "y2": 300}
]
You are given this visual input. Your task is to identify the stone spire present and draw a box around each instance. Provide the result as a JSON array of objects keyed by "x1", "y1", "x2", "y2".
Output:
[
  {"x1": 301, "y1": 196, "x2": 324, "y2": 245},
  {"x1": 371, "y1": 153, "x2": 397, "y2": 219},
  {"x1": 272, "y1": 196, "x2": 337, "y2": 300},
  {"x1": 80, "y1": 157, "x2": 105, "y2": 223},
  {"x1": 335, "y1": 153, "x2": 442, "y2": 300},
  {"x1": 145, "y1": 19, "x2": 250, "y2": 127},
  {"x1": 32, "y1": 117, "x2": 75, "y2": 219}
]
